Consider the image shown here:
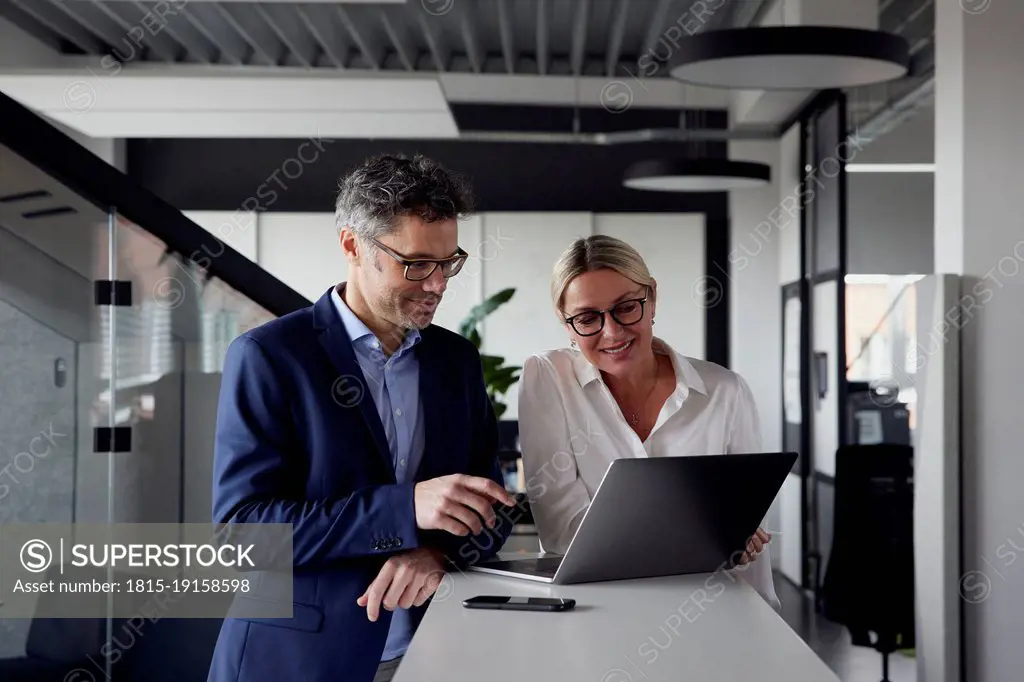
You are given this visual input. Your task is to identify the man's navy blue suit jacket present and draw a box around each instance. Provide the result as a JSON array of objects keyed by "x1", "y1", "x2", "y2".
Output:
[{"x1": 207, "y1": 287, "x2": 513, "y2": 682}]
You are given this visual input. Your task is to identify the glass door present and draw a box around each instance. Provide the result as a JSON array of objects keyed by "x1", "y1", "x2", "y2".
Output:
[{"x1": 0, "y1": 142, "x2": 115, "y2": 662}]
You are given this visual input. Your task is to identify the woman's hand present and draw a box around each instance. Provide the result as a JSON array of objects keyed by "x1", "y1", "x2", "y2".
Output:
[{"x1": 737, "y1": 527, "x2": 771, "y2": 565}]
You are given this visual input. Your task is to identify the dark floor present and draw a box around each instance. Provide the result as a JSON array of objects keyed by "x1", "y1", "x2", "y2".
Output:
[{"x1": 775, "y1": 576, "x2": 917, "y2": 682}]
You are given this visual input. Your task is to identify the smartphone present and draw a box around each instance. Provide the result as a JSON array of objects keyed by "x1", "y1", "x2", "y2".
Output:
[{"x1": 462, "y1": 596, "x2": 576, "y2": 612}]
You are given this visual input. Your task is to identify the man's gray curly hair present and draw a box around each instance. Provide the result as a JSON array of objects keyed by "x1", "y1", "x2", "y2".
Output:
[{"x1": 334, "y1": 153, "x2": 476, "y2": 239}]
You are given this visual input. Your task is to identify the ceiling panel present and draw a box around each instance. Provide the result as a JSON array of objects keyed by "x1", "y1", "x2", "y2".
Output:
[
  {"x1": 42, "y1": 110, "x2": 460, "y2": 138},
  {"x1": 0, "y1": 73, "x2": 457, "y2": 138}
]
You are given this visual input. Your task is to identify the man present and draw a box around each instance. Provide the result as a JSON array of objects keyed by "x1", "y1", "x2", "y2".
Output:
[{"x1": 207, "y1": 154, "x2": 517, "y2": 682}]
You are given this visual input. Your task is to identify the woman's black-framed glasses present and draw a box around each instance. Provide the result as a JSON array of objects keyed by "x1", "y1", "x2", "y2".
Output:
[
  {"x1": 564, "y1": 290, "x2": 649, "y2": 336},
  {"x1": 371, "y1": 238, "x2": 469, "y2": 281}
]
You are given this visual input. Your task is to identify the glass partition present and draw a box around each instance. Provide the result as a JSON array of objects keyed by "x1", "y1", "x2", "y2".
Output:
[
  {"x1": 109, "y1": 216, "x2": 274, "y2": 527},
  {"x1": 0, "y1": 142, "x2": 114, "y2": 658},
  {"x1": 0, "y1": 142, "x2": 279, "y2": 671}
]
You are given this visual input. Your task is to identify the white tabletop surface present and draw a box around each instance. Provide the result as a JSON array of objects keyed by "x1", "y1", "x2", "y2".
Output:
[{"x1": 393, "y1": 562, "x2": 841, "y2": 682}]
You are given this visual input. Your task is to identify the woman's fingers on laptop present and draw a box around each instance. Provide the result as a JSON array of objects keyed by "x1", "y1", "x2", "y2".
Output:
[
  {"x1": 746, "y1": 527, "x2": 771, "y2": 555},
  {"x1": 738, "y1": 527, "x2": 771, "y2": 564}
]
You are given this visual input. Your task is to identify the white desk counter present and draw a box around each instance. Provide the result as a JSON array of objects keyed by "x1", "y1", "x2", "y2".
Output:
[{"x1": 394, "y1": 562, "x2": 840, "y2": 682}]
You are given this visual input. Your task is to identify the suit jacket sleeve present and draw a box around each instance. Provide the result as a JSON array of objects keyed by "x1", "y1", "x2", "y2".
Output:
[
  {"x1": 212, "y1": 335, "x2": 421, "y2": 568},
  {"x1": 429, "y1": 342, "x2": 515, "y2": 568}
]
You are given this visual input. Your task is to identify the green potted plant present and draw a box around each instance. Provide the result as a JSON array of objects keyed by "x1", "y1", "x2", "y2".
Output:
[{"x1": 458, "y1": 287, "x2": 521, "y2": 419}]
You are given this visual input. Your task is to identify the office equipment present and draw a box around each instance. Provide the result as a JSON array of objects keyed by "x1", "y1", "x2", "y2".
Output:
[
  {"x1": 394, "y1": 570, "x2": 841, "y2": 682},
  {"x1": 845, "y1": 381, "x2": 911, "y2": 446},
  {"x1": 461, "y1": 596, "x2": 575, "y2": 612},
  {"x1": 470, "y1": 451, "x2": 797, "y2": 584},
  {"x1": 497, "y1": 420, "x2": 523, "y2": 491},
  {"x1": 822, "y1": 444, "x2": 915, "y2": 682}
]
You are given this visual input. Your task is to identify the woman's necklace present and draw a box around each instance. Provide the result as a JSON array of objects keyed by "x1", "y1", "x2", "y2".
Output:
[{"x1": 625, "y1": 357, "x2": 661, "y2": 427}]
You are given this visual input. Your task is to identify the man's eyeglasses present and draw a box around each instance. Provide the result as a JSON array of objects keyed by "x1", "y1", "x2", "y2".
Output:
[
  {"x1": 371, "y1": 239, "x2": 468, "y2": 282},
  {"x1": 563, "y1": 290, "x2": 649, "y2": 337}
]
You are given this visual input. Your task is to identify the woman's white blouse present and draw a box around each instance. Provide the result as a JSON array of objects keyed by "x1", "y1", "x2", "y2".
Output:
[{"x1": 517, "y1": 339, "x2": 781, "y2": 609}]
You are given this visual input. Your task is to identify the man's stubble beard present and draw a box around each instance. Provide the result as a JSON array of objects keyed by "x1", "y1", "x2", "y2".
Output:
[
  {"x1": 374, "y1": 288, "x2": 440, "y2": 332},
  {"x1": 398, "y1": 293, "x2": 441, "y2": 330}
]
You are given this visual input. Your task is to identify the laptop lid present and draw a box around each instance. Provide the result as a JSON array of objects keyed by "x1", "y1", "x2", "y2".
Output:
[{"x1": 551, "y1": 451, "x2": 797, "y2": 584}]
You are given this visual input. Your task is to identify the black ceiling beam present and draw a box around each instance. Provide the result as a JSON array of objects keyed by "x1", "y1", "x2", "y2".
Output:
[
  {"x1": 449, "y1": 103, "x2": 728, "y2": 135},
  {"x1": 125, "y1": 137, "x2": 730, "y2": 216}
]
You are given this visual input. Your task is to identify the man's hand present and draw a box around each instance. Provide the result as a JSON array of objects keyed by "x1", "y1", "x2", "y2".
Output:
[
  {"x1": 737, "y1": 528, "x2": 772, "y2": 565},
  {"x1": 356, "y1": 548, "x2": 449, "y2": 622},
  {"x1": 413, "y1": 474, "x2": 516, "y2": 536}
]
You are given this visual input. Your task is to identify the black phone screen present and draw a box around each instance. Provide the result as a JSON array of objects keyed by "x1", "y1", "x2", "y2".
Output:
[{"x1": 462, "y1": 596, "x2": 575, "y2": 611}]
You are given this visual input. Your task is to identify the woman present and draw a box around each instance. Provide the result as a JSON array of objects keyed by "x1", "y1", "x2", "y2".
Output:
[{"x1": 518, "y1": 234, "x2": 780, "y2": 609}]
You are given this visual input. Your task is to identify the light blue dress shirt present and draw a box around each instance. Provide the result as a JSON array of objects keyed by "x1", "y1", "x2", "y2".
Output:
[{"x1": 331, "y1": 285, "x2": 425, "y2": 662}]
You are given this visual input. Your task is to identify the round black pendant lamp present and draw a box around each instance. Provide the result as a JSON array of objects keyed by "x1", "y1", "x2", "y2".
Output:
[
  {"x1": 623, "y1": 158, "x2": 771, "y2": 192},
  {"x1": 668, "y1": 26, "x2": 910, "y2": 90}
]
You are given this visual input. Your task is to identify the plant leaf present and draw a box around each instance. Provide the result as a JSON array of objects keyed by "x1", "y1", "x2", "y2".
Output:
[
  {"x1": 486, "y1": 366, "x2": 521, "y2": 395},
  {"x1": 481, "y1": 354, "x2": 505, "y2": 372},
  {"x1": 458, "y1": 288, "x2": 516, "y2": 337}
]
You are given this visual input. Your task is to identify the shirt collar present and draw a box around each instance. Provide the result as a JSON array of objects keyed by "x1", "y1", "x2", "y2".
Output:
[
  {"x1": 331, "y1": 283, "x2": 421, "y2": 353},
  {"x1": 571, "y1": 337, "x2": 708, "y2": 396}
]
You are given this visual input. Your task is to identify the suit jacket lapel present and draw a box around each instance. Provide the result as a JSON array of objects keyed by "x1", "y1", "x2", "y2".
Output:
[
  {"x1": 415, "y1": 328, "x2": 449, "y2": 480},
  {"x1": 313, "y1": 288, "x2": 393, "y2": 477}
]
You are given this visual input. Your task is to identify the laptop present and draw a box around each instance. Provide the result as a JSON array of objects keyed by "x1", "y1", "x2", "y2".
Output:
[{"x1": 469, "y1": 451, "x2": 797, "y2": 584}]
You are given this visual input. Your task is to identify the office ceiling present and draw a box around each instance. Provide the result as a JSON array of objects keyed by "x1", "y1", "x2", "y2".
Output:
[
  {"x1": 0, "y1": 0, "x2": 767, "y2": 75},
  {"x1": 0, "y1": 0, "x2": 935, "y2": 140},
  {"x1": 848, "y1": 0, "x2": 935, "y2": 133}
]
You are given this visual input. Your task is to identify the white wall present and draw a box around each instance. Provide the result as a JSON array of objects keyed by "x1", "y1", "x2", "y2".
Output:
[
  {"x1": 728, "y1": 141, "x2": 783, "y2": 452},
  {"x1": 596, "y1": 214, "x2": 705, "y2": 360},
  {"x1": 779, "y1": 125, "x2": 803, "y2": 286},
  {"x1": 812, "y1": 280, "x2": 839, "y2": 479},
  {"x1": 184, "y1": 211, "x2": 258, "y2": 262},
  {"x1": 935, "y1": 4, "x2": 1024, "y2": 681},
  {"x1": 259, "y1": 213, "x2": 343, "y2": 302}
]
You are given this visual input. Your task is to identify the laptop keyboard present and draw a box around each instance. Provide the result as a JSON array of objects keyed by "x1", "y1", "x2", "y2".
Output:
[
  {"x1": 484, "y1": 557, "x2": 563, "y2": 577},
  {"x1": 524, "y1": 557, "x2": 562, "y2": 577}
]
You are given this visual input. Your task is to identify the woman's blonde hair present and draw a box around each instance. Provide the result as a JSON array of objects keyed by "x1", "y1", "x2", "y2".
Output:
[{"x1": 550, "y1": 235, "x2": 654, "y2": 315}]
